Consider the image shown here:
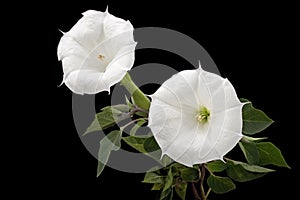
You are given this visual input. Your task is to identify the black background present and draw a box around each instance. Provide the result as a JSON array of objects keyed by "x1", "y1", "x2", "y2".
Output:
[{"x1": 13, "y1": 1, "x2": 298, "y2": 199}]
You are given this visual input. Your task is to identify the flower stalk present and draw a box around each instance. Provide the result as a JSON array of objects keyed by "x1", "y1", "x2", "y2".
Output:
[{"x1": 121, "y1": 72, "x2": 150, "y2": 111}]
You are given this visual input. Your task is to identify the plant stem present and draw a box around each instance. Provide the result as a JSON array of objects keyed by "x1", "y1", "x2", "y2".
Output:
[
  {"x1": 120, "y1": 118, "x2": 148, "y2": 130},
  {"x1": 191, "y1": 182, "x2": 201, "y2": 200},
  {"x1": 205, "y1": 188, "x2": 211, "y2": 199},
  {"x1": 120, "y1": 73, "x2": 150, "y2": 111},
  {"x1": 200, "y1": 164, "x2": 207, "y2": 200}
]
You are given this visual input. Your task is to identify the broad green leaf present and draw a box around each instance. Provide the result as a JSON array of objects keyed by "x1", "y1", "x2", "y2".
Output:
[
  {"x1": 226, "y1": 161, "x2": 266, "y2": 182},
  {"x1": 207, "y1": 160, "x2": 228, "y2": 172},
  {"x1": 97, "y1": 130, "x2": 122, "y2": 177},
  {"x1": 241, "y1": 98, "x2": 274, "y2": 135},
  {"x1": 256, "y1": 142, "x2": 290, "y2": 168},
  {"x1": 160, "y1": 187, "x2": 173, "y2": 200},
  {"x1": 122, "y1": 136, "x2": 148, "y2": 153},
  {"x1": 239, "y1": 141, "x2": 260, "y2": 164},
  {"x1": 142, "y1": 171, "x2": 165, "y2": 184},
  {"x1": 84, "y1": 117, "x2": 102, "y2": 136},
  {"x1": 180, "y1": 168, "x2": 198, "y2": 182},
  {"x1": 144, "y1": 136, "x2": 160, "y2": 153},
  {"x1": 163, "y1": 168, "x2": 173, "y2": 192},
  {"x1": 170, "y1": 163, "x2": 186, "y2": 171},
  {"x1": 151, "y1": 183, "x2": 164, "y2": 190},
  {"x1": 207, "y1": 175, "x2": 236, "y2": 194},
  {"x1": 240, "y1": 163, "x2": 274, "y2": 173},
  {"x1": 229, "y1": 159, "x2": 274, "y2": 173},
  {"x1": 175, "y1": 182, "x2": 187, "y2": 200},
  {"x1": 84, "y1": 105, "x2": 129, "y2": 135},
  {"x1": 129, "y1": 118, "x2": 147, "y2": 135}
]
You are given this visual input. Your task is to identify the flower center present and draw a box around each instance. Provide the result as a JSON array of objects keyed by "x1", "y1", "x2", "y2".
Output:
[
  {"x1": 98, "y1": 54, "x2": 105, "y2": 61},
  {"x1": 196, "y1": 106, "x2": 210, "y2": 123}
]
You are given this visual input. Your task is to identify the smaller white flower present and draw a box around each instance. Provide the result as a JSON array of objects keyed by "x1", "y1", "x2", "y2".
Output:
[
  {"x1": 148, "y1": 65, "x2": 244, "y2": 167},
  {"x1": 57, "y1": 9, "x2": 137, "y2": 94}
]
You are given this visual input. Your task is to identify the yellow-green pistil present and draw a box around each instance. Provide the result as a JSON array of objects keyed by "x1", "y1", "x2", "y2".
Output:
[{"x1": 196, "y1": 106, "x2": 210, "y2": 123}]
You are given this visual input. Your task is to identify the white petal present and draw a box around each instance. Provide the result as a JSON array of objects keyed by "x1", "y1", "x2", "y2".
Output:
[
  {"x1": 149, "y1": 98, "x2": 199, "y2": 167},
  {"x1": 57, "y1": 35, "x2": 88, "y2": 60},
  {"x1": 67, "y1": 10, "x2": 106, "y2": 52},
  {"x1": 103, "y1": 11, "x2": 134, "y2": 40},
  {"x1": 152, "y1": 69, "x2": 202, "y2": 112},
  {"x1": 64, "y1": 69, "x2": 108, "y2": 95}
]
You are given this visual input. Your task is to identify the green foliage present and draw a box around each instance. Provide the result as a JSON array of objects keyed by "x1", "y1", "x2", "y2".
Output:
[
  {"x1": 180, "y1": 168, "x2": 198, "y2": 182},
  {"x1": 129, "y1": 118, "x2": 147, "y2": 135},
  {"x1": 206, "y1": 160, "x2": 228, "y2": 172},
  {"x1": 142, "y1": 163, "x2": 200, "y2": 199},
  {"x1": 97, "y1": 130, "x2": 122, "y2": 177},
  {"x1": 240, "y1": 140, "x2": 290, "y2": 168},
  {"x1": 84, "y1": 105, "x2": 129, "y2": 136},
  {"x1": 207, "y1": 175, "x2": 236, "y2": 194},
  {"x1": 122, "y1": 135, "x2": 148, "y2": 153},
  {"x1": 225, "y1": 160, "x2": 267, "y2": 182},
  {"x1": 175, "y1": 181, "x2": 187, "y2": 200},
  {"x1": 241, "y1": 98, "x2": 274, "y2": 135},
  {"x1": 144, "y1": 136, "x2": 160, "y2": 152}
]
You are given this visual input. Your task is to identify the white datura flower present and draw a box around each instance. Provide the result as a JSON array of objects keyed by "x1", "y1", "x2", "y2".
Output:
[
  {"x1": 57, "y1": 9, "x2": 137, "y2": 94},
  {"x1": 148, "y1": 65, "x2": 244, "y2": 167}
]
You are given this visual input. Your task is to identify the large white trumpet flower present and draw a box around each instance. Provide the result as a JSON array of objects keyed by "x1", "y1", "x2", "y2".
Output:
[
  {"x1": 57, "y1": 9, "x2": 137, "y2": 94},
  {"x1": 148, "y1": 65, "x2": 244, "y2": 167}
]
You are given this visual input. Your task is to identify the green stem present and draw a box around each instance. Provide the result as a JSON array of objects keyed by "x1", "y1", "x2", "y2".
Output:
[
  {"x1": 120, "y1": 73, "x2": 150, "y2": 111},
  {"x1": 199, "y1": 165, "x2": 207, "y2": 200},
  {"x1": 120, "y1": 118, "x2": 148, "y2": 130},
  {"x1": 205, "y1": 188, "x2": 211, "y2": 199}
]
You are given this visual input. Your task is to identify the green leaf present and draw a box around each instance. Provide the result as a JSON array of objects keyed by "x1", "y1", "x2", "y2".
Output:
[
  {"x1": 229, "y1": 159, "x2": 274, "y2": 173},
  {"x1": 241, "y1": 98, "x2": 274, "y2": 135},
  {"x1": 207, "y1": 175, "x2": 236, "y2": 194},
  {"x1": 239, "y1": 141, "x2": 260, "y2": 165},
  {"x1": 160, "y1": 188, "x2": 173, "y2": 200},
  {"x1": 169, "y1": 163, "x2": 186, "y2": 170},
  {"x1": 142, "y1": 171, "x2": 165, "y2": 184},
  {"x1": 240, "y1": 140, "x2": 290, "y2": 168},
  {"x1": 226, "y1": 161, "x2": 266, "y2": 182},
  {"x1": 83, "y1": 117, "x2": 102, "y2": 136},
  {"x1": 129, "y1": 118, "x2": 147, "y2": 135},
  {"x1": 144, "y1": 136, "x2": 160, "y2": 153},
  {"x1": 84, "y1": 105, "x2": 129, "y2": 136},
  {"x1": 180, "y1": 168, "x2": 198, "y2": 182},
  {"x1": 151, "y1": 183, "x2": 164, "y2": 191},
  {"x1": 175, "y1": 182, "x2": 187, "y2": 200},
  {"x1": 163, "y1": 168, "x2": 173, "y2": 192},
  {"x1": 207, "y1": 160, "x2": 228, "y2": 172},
  {"x1": 123, "y1": 136, "x2": 172, "y2": 166},
  {"x1": 160, "y1": 154, "x2": 174, "y2": 167},
  {"x1": 240, "y1": 163, "x2": 274, "y2": 173},
  {"x1": 256, "y1": 142, "x2": 290, "y2": 168},
  {"x1": 122, "y1": 136, "x2": 148, "y2": 153},
  {"x1": 97, "y1": 130, "x2": 122, "y2": 177}
]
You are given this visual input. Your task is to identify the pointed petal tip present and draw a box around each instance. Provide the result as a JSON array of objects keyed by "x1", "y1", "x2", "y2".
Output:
[
  {"x1": 58, "y1": 29, "x2": 65, "y2": 34},
  {"x1": 198, "y1": 60, "x2": 202, "y2": 69}
]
